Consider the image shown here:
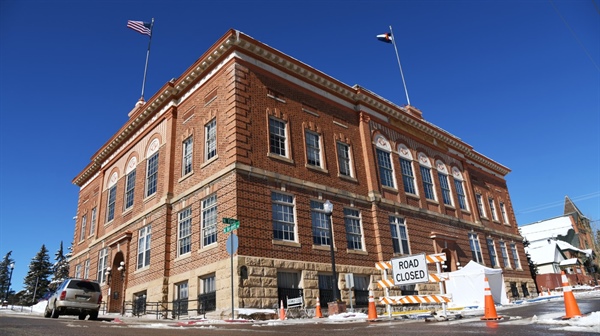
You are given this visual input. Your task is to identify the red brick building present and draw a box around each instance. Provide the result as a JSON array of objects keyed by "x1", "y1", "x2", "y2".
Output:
[{"x1": 70, "y1": 29, "x2": 534, "y2": 317}]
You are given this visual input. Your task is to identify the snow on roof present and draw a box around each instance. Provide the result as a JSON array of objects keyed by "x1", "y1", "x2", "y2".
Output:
[
  {"x1": 559, "y1": 258, "x2": 579, "y2": 266},
  {"x1": 519, "y1": 216, "x2": 573, "y2": 243},
  {"x1": 527, "y1": 242, "x2": 564, "y2": 265},
  {"x1": 555, "y1": 240, "x2": 592, "y2": 256}
]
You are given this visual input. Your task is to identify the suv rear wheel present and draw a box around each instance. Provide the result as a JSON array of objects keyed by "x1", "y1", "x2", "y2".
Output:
[
  {"x1": 78, "y1": 313, "x2": 87, "y2": 320},
  {"x1": 43, "y1": 304, "x2": 51, "y2": 318},
  {"x1": 89, "y1": 311, "x2": 98, "y2": 320},
  {"x1": 51, "y1": 303, "x2": 59, "y2": 318}
]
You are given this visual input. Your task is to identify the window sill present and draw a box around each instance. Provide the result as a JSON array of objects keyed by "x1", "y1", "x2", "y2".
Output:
[
  {"x1": 306, "y1": 164, "x2": 328, "y2": 174},
  {"x1": 201, "y1": 155, "x2": 218, "y2": 168},
  {"x1": 144, "y1": 193, "x2": 157, "y2": 203},
  {"x1": 347, "y1": 249, "x2": 367, "y2": 255},
  {"x1": 443, "y1": 204, "x2": 455, "y2": 209},
  {"x1": 312, "y1": 244, "x2": 337, "y2": 252},
  {"x1": 338, "y1": 174, "x2": 357, "y2": 183},
  {"x1": 134, "y1": 266, "x2": 150, "y2": 275},
  {"x1": 406, "y1": 193, "x2": 420, "y2": 200},
  {"x1": 175, "y1": 253, "x2": 192, "y2": 262},
  {"x1": 268, "y1": 152, "x2": 294, "y2": 164},
  {"x1": 199, "y1": 243, "x2": 219, "y2": 253},
  {"x1": 382, "y1": 186, "x2": 398, "y2": 193},
  {"x1": 179, "y1": 172, "x2": 194, "y2": 183},
  {"x1": 460, "y1": 209, "x2": 471, "y2": 214},
  {"x1": 272, "y1": 239, "x2": 301, "y2": 248},
  {"x1": 425, "y1": 199, "x2": 439, "y2": 205},
  {"x1": 122, "y1": 208, "x2": 134, "y2": 217}
]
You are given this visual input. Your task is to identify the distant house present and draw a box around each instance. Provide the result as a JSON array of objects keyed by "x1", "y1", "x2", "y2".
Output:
[{"x1": 519, "y1": 196, "x2": 597, "y2": 290}]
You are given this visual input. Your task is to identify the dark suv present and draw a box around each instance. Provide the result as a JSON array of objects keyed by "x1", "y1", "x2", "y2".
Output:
[{"x1": 44, "y1": 279, "x2": 102, "y2": 320}]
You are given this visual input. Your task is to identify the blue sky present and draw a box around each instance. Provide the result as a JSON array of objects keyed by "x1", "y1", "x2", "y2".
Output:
[{"x1": 1, "y1": 0, "x2": 598, "y2": 292}]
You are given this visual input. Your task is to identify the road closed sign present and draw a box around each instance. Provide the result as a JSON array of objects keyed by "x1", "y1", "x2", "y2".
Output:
[{"x1": 391, "y1": 253, "x2": 429, "y2": 286}]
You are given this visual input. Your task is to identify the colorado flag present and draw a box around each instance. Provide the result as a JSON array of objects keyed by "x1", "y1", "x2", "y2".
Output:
[{"x1": 376, "y1": 33, "x2": 393, "y2": 43}]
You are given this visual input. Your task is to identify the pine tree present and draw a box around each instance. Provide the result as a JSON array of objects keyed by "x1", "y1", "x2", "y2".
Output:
[
  {"x1": 0, "y1": 251, "x2": 15, "y2": 300},
  {"x1": 22, "y1": 245, "x2": 53, "y2": 304},
  {"x1": 50, "y1": 241, "x2": 70, "y2": 291}
]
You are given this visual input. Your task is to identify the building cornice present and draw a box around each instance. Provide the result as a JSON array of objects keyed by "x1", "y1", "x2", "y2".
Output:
[{"x1": 73, "y1": 29, "x2": 510, "y2": 187}]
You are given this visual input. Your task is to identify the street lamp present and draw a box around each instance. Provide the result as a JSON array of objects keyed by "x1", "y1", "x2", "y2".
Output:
[
  {"x1": 117, "y1": 261, "x2": 126, "y2": 281},
  {"x1": 105, "y1": 267, "x2": 112, "y2": 285},
  {"x1": 4, "y1": 262, "x2": 14, "y2": 303},
  {"x1": 323, "y1": 200, "x2": 340, "y2": 302}
]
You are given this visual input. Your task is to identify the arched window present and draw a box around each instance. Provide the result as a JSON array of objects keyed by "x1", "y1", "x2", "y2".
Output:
[
  {"x1": 398, "y1": 144, "x2": 417, "y2": 195},
  {"x1": 146, "y1": 139, "x2": 160, "y2": 197},
  {"x1": 436, "y1": 160, "x2": 452, "y2": 206},
  {"x1": 374, "y1": 135, "x2": 395, "y2": 189},
  {"x1": 451, "y1": 167, "x2": 468, "y2": 210},
  {"x1": 106, "y1": 172, "x2": 118, "y2": 222},
  {"x1": 418, "y1": 153, "x2": 435, "y2": 201}
]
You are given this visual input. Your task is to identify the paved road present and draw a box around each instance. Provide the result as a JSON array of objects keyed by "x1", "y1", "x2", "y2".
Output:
[{"x1": 1, "y1": 298, "x2": 598, "y2": 335}]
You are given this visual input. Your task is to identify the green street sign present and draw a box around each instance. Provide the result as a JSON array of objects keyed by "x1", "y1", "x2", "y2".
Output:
[
  {"x1": 223, "y1": 222, "x2": 240, "y2": 233},
  {"x1": 223, "y1": 217, "x2": 240, "y2": 225}
]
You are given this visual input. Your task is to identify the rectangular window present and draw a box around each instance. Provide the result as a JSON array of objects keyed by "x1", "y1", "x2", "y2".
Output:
[
  {"x1": 454, "y1": 180, "x2": 467, "y2": 210},
  {"x1": 137, "y1": 225, "x2": 151, "y2": 269},
  {"x1": 469, "y1": 232, "x2": 483, "y2": 263},
  {"x1": 272, "y1": 192, "x2": 295, "y2": 241},
  {"x1": 146, "y1": 152, "x2": 159, "y2": 197},
  {"x1": 488, "y1": 198, "x2": 498, "y2": 221},
  {"x1": 97, "y1": 248, "x2": 108, "y2": 283},
  {"x1": 486, "y1": 238, "x2": 498, "y2": 268},
  {"x1": 83, "y1": 259, "x2": 90, "y2": 279},
  {"x1": 202, "y1": 194, "x2": 218, "y2": 247},
  {"x1": 476, "y1": 194, "x2": 486, "y2": 218},
  {"x1": 89, "y1": 207, "x2": 97, "y2": 237},
  {"x1": 124, "y1": 169, "x2": 136, "y2": 210},
  {"x1": 75, "y1": 264, "x2": 81, "y2": 279},
  {"x1": 420, "y1": 166, "x2": 436, "y2": 200},
  {"x1": 311, "y1": 200, "x2": 331, "y2": 246},
  {"x1": 390, "y1": 216, "x2": 410, "y2": 254},
  {"x1": 79, "y1": 215, "x2": 87, "y2": 242},
  {"x1": 269, "y1": 117, "x2": 287, "y2": 157},
  {"x1": 510, "y1": 243, "x2": 521, "y2": 269},
  {"x1": 400, "y1": 158, "x2": 416, "y2": 194},
  {"x1": 178, "y1": 207, "x2": 192, "y2": 256},
  {"x1": 344, "y1": 208, "x2": 363, "y2": 250},
  {"x1": 337, "y1": 142, "x2": 352, "y2": 177},
  {"x1": 205, "y1": 119, "x2": 217, "y2": 160},
  {"x1": 202, "y1": 275, "x2": 216, "y2": 293},
  {"x1": 177, "y1": 282, "x2": 188, "y2": 299},
  {"x1": 499, "y1": 241, "x2": 511, "y2": 268},
  {"x1": 438, "y1": 173, "x2": 452, "y2": 205},
  {"x1": 183, "y1": 136, "x2": 193, "y2": 175},
  {"x1": 500, "y1": 202, "x2": 509, "y2": 224},
  {"x1": 106, "y1": 185, "x2": 116, "y2": 222},
  {"x1": 305, "y1": 131, "x2": 322, "y2": 167},
  {"x1": 376, "y1": 149, "x2": 395, "y2": 188}
]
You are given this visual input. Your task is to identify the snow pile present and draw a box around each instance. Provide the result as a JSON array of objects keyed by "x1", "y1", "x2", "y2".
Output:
[
  {"x1": 328, "y1": 312, "x2": 368, "y2": 321},
  {"x1": 534, "y1": 311, "x2": 600, "y2": 333}
]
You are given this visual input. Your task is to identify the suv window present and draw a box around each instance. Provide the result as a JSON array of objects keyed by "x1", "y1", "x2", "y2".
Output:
[{"x1": 67, "y1": 280, "x2": 101, "y2": 292}]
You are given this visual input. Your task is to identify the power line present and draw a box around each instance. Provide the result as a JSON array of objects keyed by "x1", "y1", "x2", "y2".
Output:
[
  {"x1": 549, "y1": 0, "x2": 600, "y2": 72},
  {"x1": 516, "y1": 192, "x2": 600, "y2": 214}
]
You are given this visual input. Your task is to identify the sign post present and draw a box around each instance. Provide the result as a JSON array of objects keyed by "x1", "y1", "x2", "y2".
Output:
[{"x1": 223, "y1": 218, "x2": 240, "y2": 319}]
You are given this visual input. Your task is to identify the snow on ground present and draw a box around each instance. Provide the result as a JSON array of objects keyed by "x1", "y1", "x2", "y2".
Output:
[{"x1": 1, "y1": 290, "x2": 598, "y2": 333}]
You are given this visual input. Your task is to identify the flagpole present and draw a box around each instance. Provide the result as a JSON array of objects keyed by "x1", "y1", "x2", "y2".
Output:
[
  {"x1": 140, "y1": 18, "x2": 155, "y2": 101},
  {"x1": 389, "y1": 25, "x2": 411, "y2": 106}
]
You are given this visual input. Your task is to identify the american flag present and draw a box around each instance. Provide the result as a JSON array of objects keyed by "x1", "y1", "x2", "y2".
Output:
[{"x1": 127, "y1": 20, "x2": 152, "y2": 36}]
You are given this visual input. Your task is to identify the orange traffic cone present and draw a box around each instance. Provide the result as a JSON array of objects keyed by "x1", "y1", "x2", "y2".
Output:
[
  {"x1": 367, "y1": 290, "x2": 378, "y2": 321},
  {"x1": 480, "y1": 277, "x2": 503, "y2": 321},
  {"x1": 314, "y1": 297, "x2": 323, "y2": 318},
  {"x1": 560, "y1": 271, "x2": 582, "y2": 319},
  {"x1": 547, "y1": 288, "x2": 551, "y2": 296},
  {"x1": 279, "y1": 300, "x2": 286, "y2": 320}
]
